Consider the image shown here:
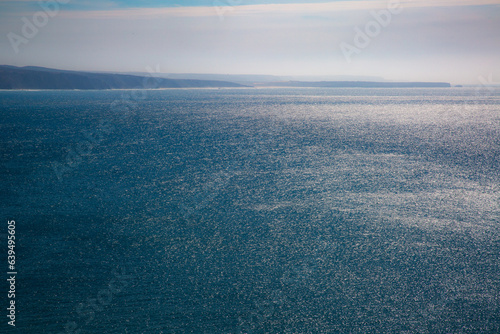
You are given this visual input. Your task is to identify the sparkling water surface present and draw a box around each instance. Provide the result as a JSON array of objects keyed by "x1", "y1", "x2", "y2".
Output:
[{"x1": 1, "y1": 88, "x2": 500, "y2": 333}]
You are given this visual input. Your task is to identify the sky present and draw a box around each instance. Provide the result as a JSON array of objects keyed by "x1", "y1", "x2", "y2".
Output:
[{"x1": 1, "y1": 0, "x2": 499, "y2": 84}]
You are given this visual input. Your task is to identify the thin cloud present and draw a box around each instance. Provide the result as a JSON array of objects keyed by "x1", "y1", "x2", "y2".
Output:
[{"x1": 56, "y1": 0, "x2": 500, "y2": 19}]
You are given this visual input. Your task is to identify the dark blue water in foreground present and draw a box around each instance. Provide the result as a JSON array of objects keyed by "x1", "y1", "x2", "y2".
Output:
[{"x1": 1, "y1": 88, "x2": 500, "y2": 333}]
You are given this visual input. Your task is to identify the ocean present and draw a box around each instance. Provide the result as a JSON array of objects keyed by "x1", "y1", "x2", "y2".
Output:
[{"x1": 1, "y1": 88, "x2": 500, "y2": 333}]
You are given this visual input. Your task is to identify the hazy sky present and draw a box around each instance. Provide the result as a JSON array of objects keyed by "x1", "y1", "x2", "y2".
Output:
[{"x1": 1, "y1": 0, "x2": 499, "y2": 84}]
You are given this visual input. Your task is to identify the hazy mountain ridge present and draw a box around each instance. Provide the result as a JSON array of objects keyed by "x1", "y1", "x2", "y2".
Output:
[
  {"x1": 118, "y1": 72, "x2": 388, "y2": 85},
  {"x1": 0, "y1": 66, "x2": 451, "y2": 89}
]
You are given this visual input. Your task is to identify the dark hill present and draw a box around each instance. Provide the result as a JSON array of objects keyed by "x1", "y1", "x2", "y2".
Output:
[{"x1": 0, "y1": 66, "x2": 248, "y2": 89}]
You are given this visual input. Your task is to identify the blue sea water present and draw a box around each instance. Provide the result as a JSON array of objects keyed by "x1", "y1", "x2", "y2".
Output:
[{"x1": 1, "y1": 88, "x2": 500, "y2": 333}]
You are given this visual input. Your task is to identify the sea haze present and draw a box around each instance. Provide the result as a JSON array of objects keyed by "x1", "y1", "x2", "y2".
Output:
[{"x1": 1, "y1": 88, "x2": 500, "y2": 333}]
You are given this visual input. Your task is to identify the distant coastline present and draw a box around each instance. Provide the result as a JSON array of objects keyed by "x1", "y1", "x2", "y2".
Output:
[
  {"x1": 0, "y1": 65, "x2": 451, "y2": 90},
  {"x1": 257, "y1": 81, "x2": 451, "y2": 88}
]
